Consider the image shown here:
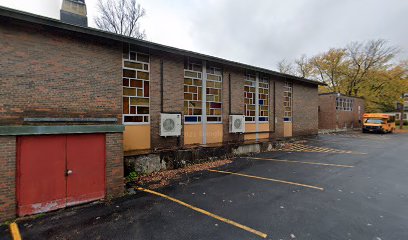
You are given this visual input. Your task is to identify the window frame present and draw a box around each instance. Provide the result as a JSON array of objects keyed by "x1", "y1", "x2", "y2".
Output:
[
  {"x1": 283, "y1": 81, "x2": 293, "y2": 122},
  {"x1": 122, "y1": 46, "x2": 150, "y2": 125}
]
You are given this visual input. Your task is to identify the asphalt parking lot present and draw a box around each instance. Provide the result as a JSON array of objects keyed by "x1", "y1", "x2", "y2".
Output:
[{"x1": 2, "y1": 132, "x2": 408, "y2": 240}]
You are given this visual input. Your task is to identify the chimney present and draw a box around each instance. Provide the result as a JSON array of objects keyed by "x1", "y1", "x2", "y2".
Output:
[{"x1": 60, "y1": 0, "x2": 88, "y2": 27}]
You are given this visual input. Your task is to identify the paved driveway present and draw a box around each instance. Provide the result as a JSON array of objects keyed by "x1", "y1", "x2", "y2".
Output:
[{"x1": 3, "y1": 132, "x2": 408, "y2": 240}]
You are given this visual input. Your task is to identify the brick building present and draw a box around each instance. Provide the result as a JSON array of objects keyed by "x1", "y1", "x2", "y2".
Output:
[
  {"x1": 0, "y1": 3, "x2": 323, "y2": 221},
  {"x1": 318, "y1": 93, "x2": 365, "y2": 130}
]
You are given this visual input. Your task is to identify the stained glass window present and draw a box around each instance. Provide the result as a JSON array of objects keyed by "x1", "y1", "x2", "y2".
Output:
[
  {"x1": 283, "y1": 81, "x2": 293, "y2": 122},
  {"x1": 123, "y1": 44, "x2": 150, "y2": 123},
  {"x1": 258, "y1": 77, "x2": 269, "y2": 122},
  {"x1": 244, "y1": 74, "x2": 256, "y2": 122},
  {"x1": 184, "y1": 60, "x2": 203, "y2": 123},
  {"x1": 206, "y1": 66, "x2": 222, "y2": 122},
  {"x1": 184, "y1": 60, "x2": 222, "y2": 123}
]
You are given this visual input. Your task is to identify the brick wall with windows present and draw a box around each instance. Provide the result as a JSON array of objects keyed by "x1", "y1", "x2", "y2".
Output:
[{"x1": 318, "y1": 93, "x2": 365, "y2": 129}]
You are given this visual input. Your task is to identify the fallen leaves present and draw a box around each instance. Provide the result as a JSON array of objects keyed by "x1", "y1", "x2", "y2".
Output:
[{"x1": 135, "y1": 159, "x2": 233, "y2": 189}]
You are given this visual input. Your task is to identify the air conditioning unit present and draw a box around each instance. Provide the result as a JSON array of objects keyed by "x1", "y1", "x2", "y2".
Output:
[
  {"x1": 229, "y1": 115, "x2": 245, "y2": 133},
  {"x1": 160, "y1": 113, "x2": 182, "y2": 137}
]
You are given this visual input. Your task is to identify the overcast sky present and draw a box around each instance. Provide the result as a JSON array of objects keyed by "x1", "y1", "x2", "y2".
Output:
[{"x1": 1, "y1": 0, "x2": 407, "y2": 70}]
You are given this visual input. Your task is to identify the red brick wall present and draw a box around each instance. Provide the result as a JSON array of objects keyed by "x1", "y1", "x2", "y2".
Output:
[
  {"x1": 318, "y1": 94, "x2": 336, "y2": 129},
  {"x1": 293, "y1": 82, "x2": 319, "y2": 135},
  {"x1": 222, "y1": 66, "x2": 245, "y2": 143},
  {"x1": 149, "y1": 51, "x2": 185, "y2": 149},
  {"x1": 269, "y1": 79, "x2": 285, "y2": 138},
  {"x1": 106, "y1": 133, "x2": 124, "y2": 197},
  {"x1": 0, "y1": 136, "x2": 16, "y2": 221},
  {"x1": 0, "y1": 21, "x2": 122, "y2": 125}
]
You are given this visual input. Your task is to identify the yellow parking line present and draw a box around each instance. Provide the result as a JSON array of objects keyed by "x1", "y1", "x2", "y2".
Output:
[
  {"x1": 9, "y1": 222, "x2": 22, "y2": 240},
  {"x1": 208, "y1": 169, "x2": 324, "y2": 191},
  {"x1": 136, "y1": 187, "x2": 268, "y2": 239},
  {"x1": 248, "y1": 157, "x2": 354, "y2": 168}
]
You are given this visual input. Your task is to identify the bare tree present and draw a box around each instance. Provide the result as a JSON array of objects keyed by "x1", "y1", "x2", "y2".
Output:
[
  {"x1": 343, "y1": 39, "x2": 399, "y2": 96},
  {"x1": 294, "y1": 54, "x2": 313, "y2": 78},
  {"x1": 277, "y1": 59, "x2": 294, "y2": 75},
  {"x1": 95, "y1": 0, "x2": 146, "y2": 39}
]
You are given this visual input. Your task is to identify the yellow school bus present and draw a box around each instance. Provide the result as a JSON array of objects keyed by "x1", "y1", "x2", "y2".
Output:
[{"x1": 362, "y1": 113, "x2": 396, "y2": 133}]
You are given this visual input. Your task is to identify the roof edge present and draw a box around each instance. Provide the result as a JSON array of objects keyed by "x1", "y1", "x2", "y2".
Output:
[{"x1": 0, "y1": 6, "x2": 325, "y2": 86}]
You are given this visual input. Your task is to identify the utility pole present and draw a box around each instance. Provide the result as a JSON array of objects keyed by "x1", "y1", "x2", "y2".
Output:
[
  {"x1": 401, "y1": 93, "x2": 407, "y2": 130},
  {"x1": 400, "y1": 101, "x2": 404, "y2": 130},
  {"x1": 397, "y1": 94, "x2": 406, "y2": 130}
]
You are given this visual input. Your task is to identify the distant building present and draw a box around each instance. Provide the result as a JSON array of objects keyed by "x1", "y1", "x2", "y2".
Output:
[
  {"x1": 318, "y1": 93, "x2": 365, "y2": 130},
  {"x1": 384, "y1": 112, "x2": 408, "y2": 121}
]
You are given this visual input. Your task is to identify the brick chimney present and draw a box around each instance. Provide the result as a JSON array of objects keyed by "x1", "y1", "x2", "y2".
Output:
[{"x1": 60, "y1": 0, "x2": 88, "y2": 27}]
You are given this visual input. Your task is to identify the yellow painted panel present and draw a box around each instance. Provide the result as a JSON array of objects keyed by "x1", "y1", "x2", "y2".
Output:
[
  {"x1": 184, "y1": 124, "x2": 203, "y2": 145},
  {"x1": 124, "y1": 125, "x2": 151, "y2": 151},
  {"x1": 245, "y1": 123, "x2": 269, "y2": 140},
  {"x1": 206, "y1": 124, "x2": 223, "y2": 144},
  {"x1": 245, "y1": 123, "x2": 257, "y2": 140},
  {"x1": 284, "y1": 122, "x2": 293, "y2": 137},
  {"x1": 258, "y1": 123, "x2": 270, "y2": 139}
]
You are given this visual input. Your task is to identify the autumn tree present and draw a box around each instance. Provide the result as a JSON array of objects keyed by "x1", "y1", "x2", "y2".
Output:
[
  {"x1": 95, "y1": 0, "x2": 146, "y2": 39},
  {"x1": 309, "y1": 48, "x2": 348, "y2": 92},
  {"x1": 277, "y1": 39, "x2": 407, "y2": 112}
]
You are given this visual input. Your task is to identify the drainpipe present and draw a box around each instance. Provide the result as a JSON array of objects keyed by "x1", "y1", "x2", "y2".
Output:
[
  {"x1": 202, "y1": 60, "x2": 207, "y2": 144},
  {"x1": 255, "y1": 73, "x2": 260, "y2": 141}
]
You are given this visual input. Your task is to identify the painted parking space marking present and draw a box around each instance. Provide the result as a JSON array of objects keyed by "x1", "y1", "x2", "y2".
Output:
[
  {"x1": 208, "y1": 169, "x2": 324, "y2": 191},
  {"x1": 136, "y1": 187, "x2": 268, "y2": 239},
  {"x1": 320, "y1": 132, "x2": 390, "y2": 140},
  {"x1": 272, "y1": 143, "x2": 366, "y2": 154},
  {"x1": 248, "y1": 157, "x2": 354, "y2": 168},
  {"x1": 9, "y1": 222, "x2": 22, "y2": 240}
]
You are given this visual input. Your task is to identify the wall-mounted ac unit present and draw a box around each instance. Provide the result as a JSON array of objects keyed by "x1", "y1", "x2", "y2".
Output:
[
  {"x1": 229, "y1": 115, "x2": 245, "y2": 133},
  {"x1": 160, "y1": 113, "x2": 182, "y2": 137}
]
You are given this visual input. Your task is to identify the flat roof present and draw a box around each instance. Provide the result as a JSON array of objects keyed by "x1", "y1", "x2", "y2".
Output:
[
  {"x1": 319, "y1": 92, "x2": 364, "y2": 99},
  {"x1": 0, "y1": 6, "x2": 325, "y2": 86}
]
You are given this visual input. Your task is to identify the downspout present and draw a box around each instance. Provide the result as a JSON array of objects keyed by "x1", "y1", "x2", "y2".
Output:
[
  {"x1": 160, "y1": 59, "x2": 164, "y2": 113},
  {"x1": 228, "y1": 73, "x2": 232, "y2": 115},
  {"x1": 255, "y1": 73, "x2": 260, "y2": 141},
  {"x1": 202, "y1": 60, "x2": 207, "y2": 145}
]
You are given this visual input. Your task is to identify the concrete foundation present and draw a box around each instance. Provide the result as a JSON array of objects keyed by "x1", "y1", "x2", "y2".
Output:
[{"x1": 125, "y1": 137, "x2": 314, "y2": 175}]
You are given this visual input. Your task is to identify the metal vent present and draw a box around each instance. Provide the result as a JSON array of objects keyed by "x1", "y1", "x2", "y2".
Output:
[
  {"x1": 163, "y1": 118, "x2": 175, "y2": 132},
  {"x1": 234, "y1": 118, "x2": 242, "y2": 129}
]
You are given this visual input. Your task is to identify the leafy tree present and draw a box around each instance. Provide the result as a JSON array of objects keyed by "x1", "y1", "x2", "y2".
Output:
[
  {"x1": 95, "y1": 0, "x2": 146, "y2": 39},
  {"x1": 277, "y1": 39, "x2": 408, "y2": 112},
  {"x1": 309, "y1": 48, "x2": 348, "y2": 93}
]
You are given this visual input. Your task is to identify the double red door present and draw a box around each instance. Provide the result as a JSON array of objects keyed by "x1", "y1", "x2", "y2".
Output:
[{"x1": 17, "y1": 134, "x2": 106, "y2": 216}]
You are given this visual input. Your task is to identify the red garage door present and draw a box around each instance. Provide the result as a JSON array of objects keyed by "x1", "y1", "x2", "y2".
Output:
[{"x1": 17, "y1": 134, "x2": 105, "y2": 216}]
